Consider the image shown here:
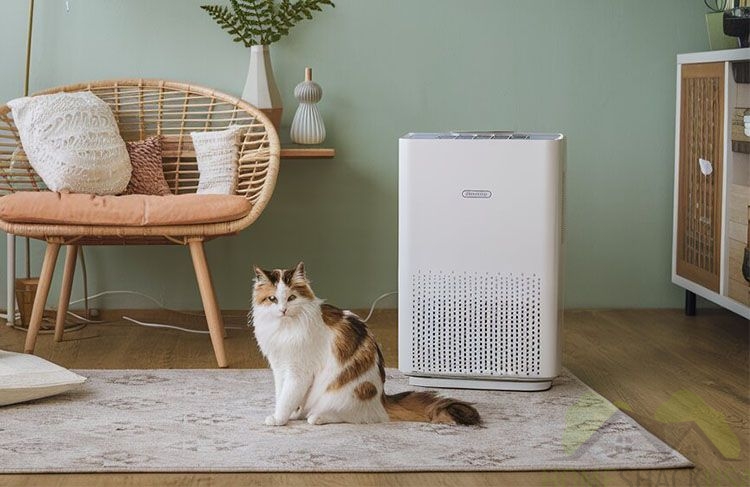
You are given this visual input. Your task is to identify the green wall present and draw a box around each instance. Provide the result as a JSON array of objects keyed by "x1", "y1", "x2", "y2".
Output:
[{"x1": 0, "y1": 0, "x2": 710, "y2": 311}]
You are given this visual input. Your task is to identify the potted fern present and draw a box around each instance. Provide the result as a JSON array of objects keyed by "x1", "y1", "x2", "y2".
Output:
[{"x1": 201, "y1": 0, "x2": 335, "y2": 128}]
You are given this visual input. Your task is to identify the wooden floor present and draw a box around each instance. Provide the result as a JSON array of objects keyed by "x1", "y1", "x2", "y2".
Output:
[{"x1": 0, "y1": 308, "x2": 747, "y2": 487}]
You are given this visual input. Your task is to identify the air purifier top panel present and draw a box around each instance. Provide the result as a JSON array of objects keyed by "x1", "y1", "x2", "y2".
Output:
[{"x1": 401, "y1": 132, "x2": 564, "y2": 141}]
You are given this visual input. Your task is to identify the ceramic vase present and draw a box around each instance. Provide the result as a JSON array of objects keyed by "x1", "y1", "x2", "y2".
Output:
[
  {"x1": 242, "y1": 45, "x2": 282, "y2": 130},
  {"x1": 706, "y1": 12, "x2": 739, "y2": 50},
  {"x1": 290, "y1": 67, "x2": 326, "y2": 145}
]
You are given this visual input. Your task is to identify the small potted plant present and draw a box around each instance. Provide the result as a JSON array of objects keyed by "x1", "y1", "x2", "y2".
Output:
[{"x1": 201, "y1": 0, "x2": 335, "y2": 129}]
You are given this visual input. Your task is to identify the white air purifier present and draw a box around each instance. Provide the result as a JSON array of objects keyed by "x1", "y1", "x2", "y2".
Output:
[{"x1": 398, "y1": 132, "x2": 565, "y2": 391}]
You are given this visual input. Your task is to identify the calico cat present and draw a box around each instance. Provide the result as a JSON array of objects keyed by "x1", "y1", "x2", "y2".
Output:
[{"x1": 250, "y1": 262, "x2": 480, "y2": 426}]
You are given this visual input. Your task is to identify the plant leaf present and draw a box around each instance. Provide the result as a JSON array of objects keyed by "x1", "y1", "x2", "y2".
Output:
[
  {"x1": 203, "y1": 0, "x2": 334, "y2": 46},
  {"x1": 200, "y1": 5, "x2": 255, "y2": 47}
]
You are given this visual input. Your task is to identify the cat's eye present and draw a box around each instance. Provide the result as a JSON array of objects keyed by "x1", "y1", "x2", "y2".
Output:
[
  {"x1": 267, "y1": 296, "x2": 277, "y2": 303},
  {"x1": 288, "y1": 295, "x2": 297, "y2": 302}
]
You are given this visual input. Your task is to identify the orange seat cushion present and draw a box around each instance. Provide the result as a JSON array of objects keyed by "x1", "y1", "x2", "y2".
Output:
[{"x1": 0, "y1": 192, "x2": 252, "y2": 226}]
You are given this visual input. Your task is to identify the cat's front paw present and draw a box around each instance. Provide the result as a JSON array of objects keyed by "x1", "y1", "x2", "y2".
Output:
[
  {"x1": 307, "y1": 414, "x2": 325, "y2": 425},
  {"x1": 264, "y1": 414, "x2": 288, "y2": 426}
]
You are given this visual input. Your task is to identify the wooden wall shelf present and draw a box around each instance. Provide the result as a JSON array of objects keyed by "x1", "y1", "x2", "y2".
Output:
[{"x1": 280, "y1": 146, "x2": 335, "y2": 159}]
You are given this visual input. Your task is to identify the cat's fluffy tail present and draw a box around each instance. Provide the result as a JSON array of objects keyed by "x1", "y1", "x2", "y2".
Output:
[{"x1": 383, "y1": 391, "x2": 480, "y2": 425}]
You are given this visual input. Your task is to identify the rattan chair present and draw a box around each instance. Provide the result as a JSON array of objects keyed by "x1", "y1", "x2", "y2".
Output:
[{"x1": 0, "y1": 79, "x2": 281, "y2": 367}]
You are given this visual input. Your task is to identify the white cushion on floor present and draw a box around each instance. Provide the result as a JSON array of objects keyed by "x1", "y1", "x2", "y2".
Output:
[{"x1": 0, "y1": 350, "x2": 86, "y2": 406}]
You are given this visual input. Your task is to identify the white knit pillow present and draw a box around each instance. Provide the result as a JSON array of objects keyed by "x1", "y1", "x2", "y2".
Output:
[
  {"x1": 191, "y1": 126, "x2": 242, "y2": 195},
  {"x1": 8, "y1": 91, "x2": 131, "y2": 195}
]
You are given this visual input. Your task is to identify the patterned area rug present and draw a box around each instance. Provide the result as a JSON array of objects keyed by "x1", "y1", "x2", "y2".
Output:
[{"x1": 0, "y1": 368, "x2": 691, "y2": 473}]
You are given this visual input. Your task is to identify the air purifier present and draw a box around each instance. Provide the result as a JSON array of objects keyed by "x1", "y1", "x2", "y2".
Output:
[{"x1": 398, "y1": 132, "x2": 565, "y2": 391}]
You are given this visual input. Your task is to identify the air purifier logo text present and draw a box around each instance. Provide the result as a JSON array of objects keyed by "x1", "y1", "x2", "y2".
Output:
[{"x1": 461, "y1": 189, "x2": 492, "y2": 199}]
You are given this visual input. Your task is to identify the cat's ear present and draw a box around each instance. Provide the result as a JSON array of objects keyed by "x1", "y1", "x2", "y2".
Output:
[
  {"x1": 254, "y1": 266, "x2": 271, "y2": 284},
  {"x1": 293, "y1": 261, "x2": 307, "y2": 281}
]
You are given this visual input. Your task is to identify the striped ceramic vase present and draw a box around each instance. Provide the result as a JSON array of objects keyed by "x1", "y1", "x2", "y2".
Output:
[{"x1": 290, "y1": 68, "x2": 326, "y2": 145}]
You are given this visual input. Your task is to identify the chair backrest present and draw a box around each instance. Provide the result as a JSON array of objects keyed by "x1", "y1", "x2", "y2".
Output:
[{"x1": 0, "y1": 79, "x2": 280, "y2": 206}]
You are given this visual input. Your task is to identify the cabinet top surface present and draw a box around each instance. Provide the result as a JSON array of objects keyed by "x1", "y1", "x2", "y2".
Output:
[{"x1": 678, "y1": 48, "x2": 750, "y2": 64}]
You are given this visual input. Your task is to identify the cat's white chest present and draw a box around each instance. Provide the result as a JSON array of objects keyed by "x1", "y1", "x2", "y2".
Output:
[{"x1": 253, "y1": 313, "x2": 329, "y2": 370}]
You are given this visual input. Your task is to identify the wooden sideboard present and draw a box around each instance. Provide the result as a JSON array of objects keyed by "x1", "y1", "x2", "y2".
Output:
[{"x1": 672, "y1": 49, "x2": 750, "y2": 319}]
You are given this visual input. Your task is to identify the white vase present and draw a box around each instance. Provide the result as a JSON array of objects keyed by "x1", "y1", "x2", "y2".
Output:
[
  {"x1": 290, "y1": 67, "x2": 326, "y2": 145},
  {"x1": 242, "y1": 45, "x2": 282, "y2": 130}
]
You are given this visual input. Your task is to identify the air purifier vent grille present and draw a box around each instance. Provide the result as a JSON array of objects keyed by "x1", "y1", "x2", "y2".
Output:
[{"x1": 410, "y1": 270, "x2": 542, "y2": 376}]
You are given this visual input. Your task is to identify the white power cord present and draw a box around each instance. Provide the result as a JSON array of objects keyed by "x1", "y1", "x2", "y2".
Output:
[
  {"x1": 70, "y1": 290, "x2": 247, "y2": 334},
  {"x1": 68, "y1": 290, "x2": 206, "y2": 317},
  {"x1": 3, "y1": 286, "x2": 399, "y2": 335},
  {"x1": 362, "y1": 291, "x2": 398, "y2": 322},
  {"x1": 123, "y1": 290, "x2": 399, "y2": 333},
  {"x1": 121, "y1": 316, "x2": 248, "y2": 335},
  {"x1": 65, "y1": 311, "x2": 104, "y2": 323},
  {"x1": 2, "y1": 246, "x2": 238, "y2": 335},
  {"x1": 2, "y1": 308, "x2": 89, "y2": 334},
  {"x1": 2, "y1": 289, "x2": 240, "y2": 335}
]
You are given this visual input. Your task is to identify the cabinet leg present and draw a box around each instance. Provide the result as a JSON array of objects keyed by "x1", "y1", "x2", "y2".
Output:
[{"x1": 685, "y1": 290, "x2": 697, "y2": 316}]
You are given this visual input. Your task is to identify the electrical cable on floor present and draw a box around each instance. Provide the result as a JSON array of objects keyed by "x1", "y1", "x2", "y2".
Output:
[
  {"x1": 0, "y1": 288, "x2": 398, "y2": 335},
  {"x1": 120, "y1": 316, "x2": 247, "y2": 334},
  {"x1": 67, "y1": 290, "x2": 208, "y2": 317},
  {"x1": 65, "y1": 310, "x2": 106, "y2": 324},
  {"x1": 7, "y1": 312, "x2": 90, "y2": 335},
  {"x1": 122, "y1": 290, "x2": 399, "y2": 333},
  {"x1": 3, "y1": 290, "x2": 212, "y2": 336},
  {"x1": 121, "y1": 316, "x2": 214, "y2": 334},
  {"x1": 362, "y1": 291, "x2": 398, "y2": 322},
  {"x1": 11, "y1": 322, "x2": 88, "y2": 335},
  {"x1": 74, "y1": 291, "x2": 245, "y2": 334},
  {"x1": 2, "y1": 247, "x2": 96, "y2": 333},
  {"x1": 3, "y1": 247, "x2": 210, "y2": 335}
]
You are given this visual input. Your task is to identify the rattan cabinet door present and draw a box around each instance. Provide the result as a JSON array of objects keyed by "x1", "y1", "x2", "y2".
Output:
[{"x1": 676, "y1": 62, "x2": 724, "y2": 292}]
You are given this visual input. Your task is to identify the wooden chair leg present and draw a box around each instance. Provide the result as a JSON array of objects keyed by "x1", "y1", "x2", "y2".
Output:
[
  {"x1": 188, "y1": 239, "x2": 228, "y2": 368},
  {"x1": 24, "y1": 241, "x2": 61, "y2": 354},
  {"x1": 6, "y1": 233, "x2": 15, "y2": 327},
  {"x1": 54, "y1": 245, "x2": 78, "y2": 342}
]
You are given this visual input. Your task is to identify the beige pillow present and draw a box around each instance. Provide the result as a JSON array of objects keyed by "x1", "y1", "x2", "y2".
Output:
[
  {"x1": 191, "y1": 126, "x2": 242, "y2": 195},
  {"x1": 7, "y1": 91, "x2": 131, "y2": 195},
  {"x1": 0, "y1": 350, "x2": 86, "y2": 407}
]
